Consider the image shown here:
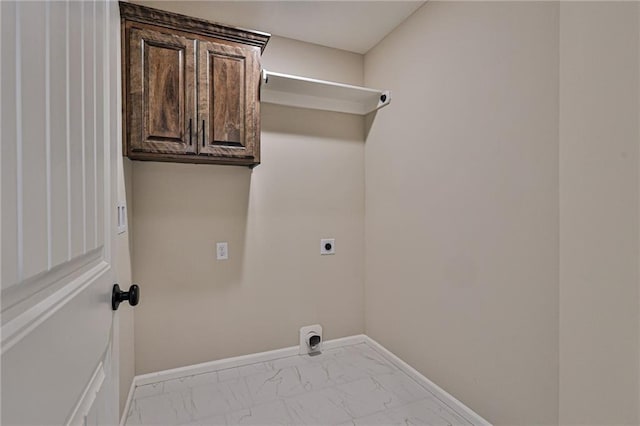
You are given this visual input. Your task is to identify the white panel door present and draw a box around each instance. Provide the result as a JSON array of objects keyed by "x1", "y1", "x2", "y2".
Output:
[{"x1": 1, "y1": 0, "x2": 122, "y2": 424}]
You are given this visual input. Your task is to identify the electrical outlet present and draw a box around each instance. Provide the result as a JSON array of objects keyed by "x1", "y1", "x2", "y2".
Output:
[
  {"x1": 216, "y1": 242, "x2": 228, "y2": 260},
  {"x1": 320, "y1": 238, "x2": 335, "y2": 255},
  {"x1": 117, "y1": 203, "x2": 127, "y2": 234}
]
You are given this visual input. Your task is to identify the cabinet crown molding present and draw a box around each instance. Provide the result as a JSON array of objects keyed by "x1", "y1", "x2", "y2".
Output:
[{"x1": 119, "y1": 2, "x2": 271, "y2": 52}]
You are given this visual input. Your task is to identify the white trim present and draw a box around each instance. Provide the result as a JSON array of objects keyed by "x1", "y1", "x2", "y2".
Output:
[
  {"x1": 316, "y1": 334, "x2": 367, "y2": 350},
  {"x1": 1, "y1": 258, "x2": 109, "y2": 353},
  {"x1": 121, "y1": 335, "x2": 367, "y2": 422},
  {"x1": 15, "y1": 1, "x2": 24, "y2": 282},
  {"x1": 92, "y1": 0, "x2": 99, "y2": 250},
  {"x1": 134, "y1": 335, "x2": 366, "y2": 387},
  {"x1": 122, "y1": 334, "x2": 489, "y2": 426},
  {"x1": 80, "y1": 0, "x2": 87, "y2": 253},
  {"x1": 66, "y1": 361, "x2": 106, "y2": 426},
  {"x1": 65, "y1": 0, "x2": 72, "y2": 260},
  {"x1": 2, "y1": 247, "x2": 102, "y2": 316},
  {"x1": 363, "y1": 336, "x2": 491, "y2": 426},
  {"x1": 119, "y1": 374, "x2": 136, "y2": 426},
  {"x1": 45, "y1": 0, "x2": 52, "y2": 270}
]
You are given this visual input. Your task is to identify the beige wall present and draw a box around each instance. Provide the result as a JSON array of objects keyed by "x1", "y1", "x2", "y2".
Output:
[
  {"x1": 122, "y1": 2, "x2": 640, "y2": 423},
  {"x1": 365, "y1": 1, "x2": 640, "y2": 424},
  {"x1": 131, "y1": 32, "x2": 366, "y2": 374},
  {"x1": 559, "y1": 3, "x2": 639, "y2": 424},
  {"x1": 364, "y1": 2, "x2": 560, "y2": 424}
]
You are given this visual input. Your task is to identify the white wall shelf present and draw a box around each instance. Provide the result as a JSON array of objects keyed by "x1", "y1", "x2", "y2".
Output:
[{"x1": 261, "y1": 70, "x2": 391, "y2": 115}]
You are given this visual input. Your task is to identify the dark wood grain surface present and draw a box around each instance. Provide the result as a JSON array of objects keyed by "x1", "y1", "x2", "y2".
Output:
[
  {"x1": 212, "y1": 54, "x2": 243, "y2": 144},
  {"x1": 127, "y1": 25, "x2": 196, "y2": 155},
  {"x1": 121, "y1": 2, "x2": 267, "y2": 167},
  {"x1": 197, "y1": 39, "x2": 260, "y2": 163}
]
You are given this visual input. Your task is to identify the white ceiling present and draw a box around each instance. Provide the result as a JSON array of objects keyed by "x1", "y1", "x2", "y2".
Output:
[{"x1": 133, "y1": 1, "x2": 426, "y2": 54}]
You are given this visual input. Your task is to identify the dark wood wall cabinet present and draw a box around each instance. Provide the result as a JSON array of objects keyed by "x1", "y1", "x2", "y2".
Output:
[{"x1": 120, "y1": 2, "x2": 270, "y2": 167}]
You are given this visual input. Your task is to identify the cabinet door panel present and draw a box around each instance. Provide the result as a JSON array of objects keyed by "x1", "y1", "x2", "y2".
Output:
[
  {"x1": 147, "y1": 45, "x2": 182, "y2": 139},
  {"x1": 198, "y1": 40, "x2": 260, "y2": 162},
  {"x1": 128, "y1": 26, "x2": 196, "y2": 155},
  {"x1": 212, "y1": 54, "x2": 244, "y2": 145}
]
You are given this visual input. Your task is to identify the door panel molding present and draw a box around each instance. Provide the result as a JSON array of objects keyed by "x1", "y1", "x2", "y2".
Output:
[
  {"x1": 197, "y1": 39, "x2": 260, "y2": 160},
  {"x1": 127, "y1": 25, "x2": 196, "y2": 155},
  {"x1": 67, "y1": 361, "x2": 106, "y2": 426},
  {"x1": 2, "y1": 247, "x2": 102, "y2": 318},
  {"x1": 2, "y1": 0, "x2": 112, "y2": 292},
  {"x1": 2, "y1": 0, "x2": 120, "y2": 421},
  {"x1": 1, "y1": 258, "x2": 109, "y2": 354}
]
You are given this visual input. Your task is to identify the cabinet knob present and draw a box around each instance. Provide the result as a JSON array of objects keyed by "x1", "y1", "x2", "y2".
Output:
[{"x1": 112, "y1": 284, "x2": 140, "y2": 310}]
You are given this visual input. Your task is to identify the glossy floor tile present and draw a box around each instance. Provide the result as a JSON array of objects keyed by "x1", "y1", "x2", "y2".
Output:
[{"x1": 125, "y1": 343, "x2": 474, "y2": 425}]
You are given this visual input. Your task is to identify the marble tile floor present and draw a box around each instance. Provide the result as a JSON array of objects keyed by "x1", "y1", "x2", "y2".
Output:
[{"x1": 125, "y1": 343, "x2": 475, "y2": 426}]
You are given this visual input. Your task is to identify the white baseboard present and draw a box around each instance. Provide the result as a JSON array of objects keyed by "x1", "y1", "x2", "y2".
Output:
[
  {"x1": 363, "y1": 336, "x2": 491, "y2": 426},
  {"x1": 133, "y1": 334, "x2": 366, "y2": 388},
  {"x1": 121, "y1": 334, "x2": 489, "y2": 426}
]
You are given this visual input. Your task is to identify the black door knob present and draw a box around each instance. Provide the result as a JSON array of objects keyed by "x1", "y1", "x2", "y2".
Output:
[{"x1": 112, "y1": 284, "x2": 140, "y2": 310}]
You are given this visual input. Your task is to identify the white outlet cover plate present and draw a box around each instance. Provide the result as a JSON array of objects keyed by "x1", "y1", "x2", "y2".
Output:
[
  {"x1": 299, "y1": 324, "x2": 323, "y2": 355},
  {"x1": 320, "y1": 238, "x2": 335, "y2": 255},
  {"x1": 117, "y1": 203, "x2": 127, "y2": 234},
  {"x1": 216, "y1": 242, "x2": 228, "y2": 260}
]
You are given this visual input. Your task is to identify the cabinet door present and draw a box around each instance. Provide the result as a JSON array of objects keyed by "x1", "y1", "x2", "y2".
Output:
[
  {"x1": 127, "y1": 26, "x2": 196, "y2": 155},
  {"x1": 197, "y1": 39, "x2": 261, "y2": 163}
]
